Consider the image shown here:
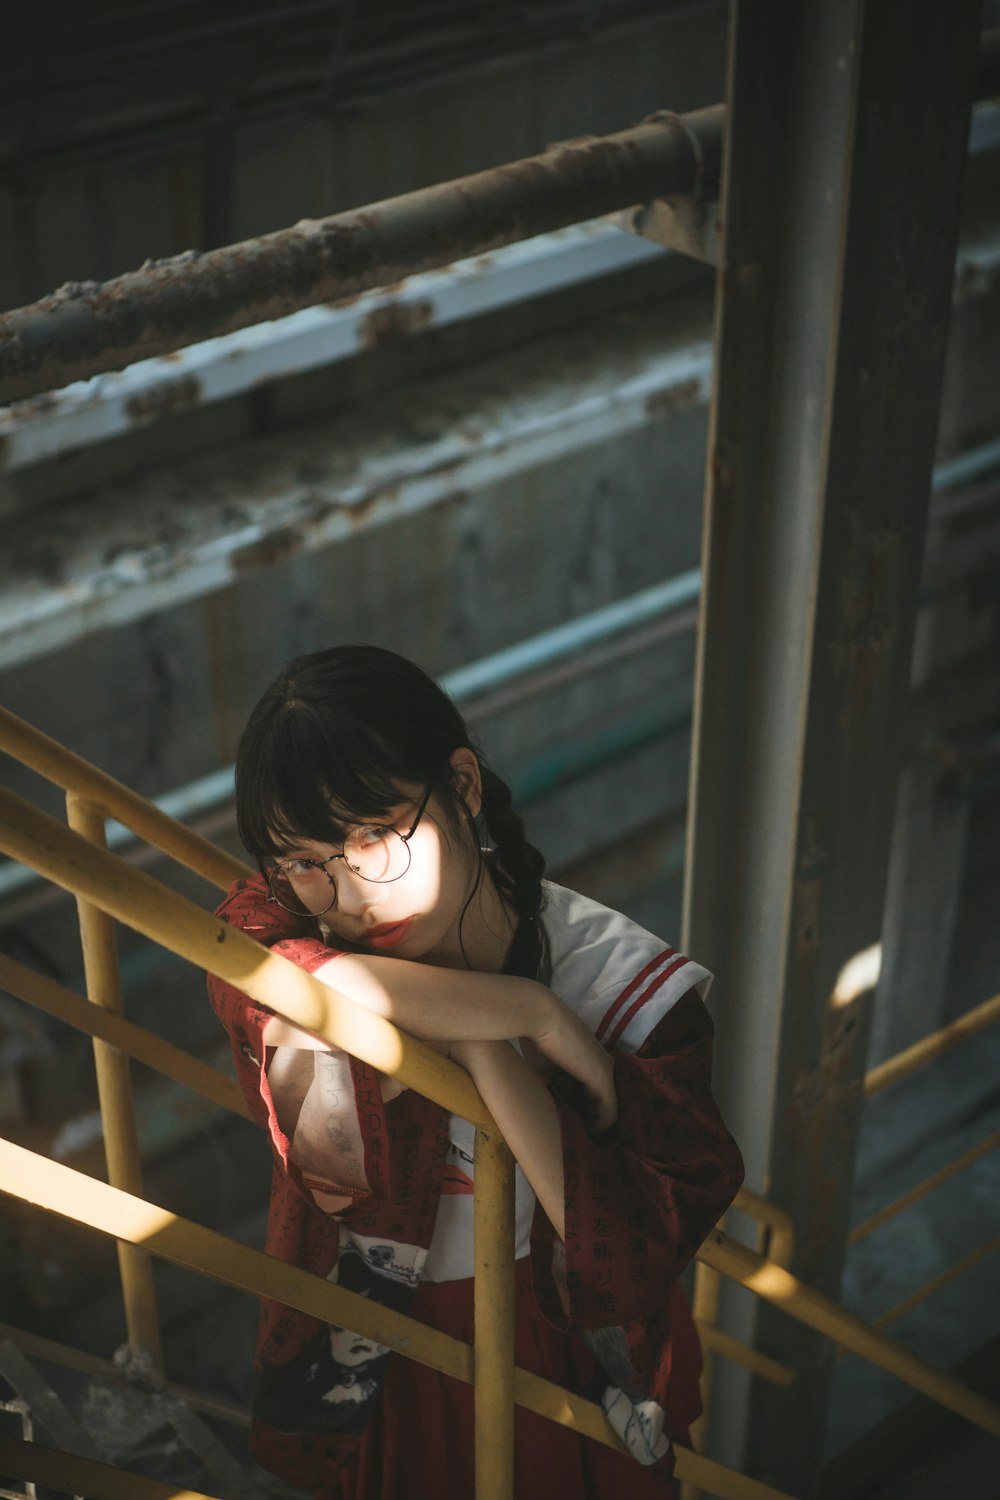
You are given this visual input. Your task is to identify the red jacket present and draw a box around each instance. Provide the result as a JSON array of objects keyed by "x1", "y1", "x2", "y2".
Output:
[{"x1": 207, "y1": 875, "x2": 744, "y2": 1490}]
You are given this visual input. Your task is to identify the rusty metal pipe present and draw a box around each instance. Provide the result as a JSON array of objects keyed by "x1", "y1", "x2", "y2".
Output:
[{"x1": 0, "y1": 107, "x2": 722, "y2": 405}]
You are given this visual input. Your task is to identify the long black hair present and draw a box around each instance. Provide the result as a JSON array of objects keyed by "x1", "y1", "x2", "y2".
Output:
[{"x1": 234, "y1": 644, "x2": 545, "y2": 929}]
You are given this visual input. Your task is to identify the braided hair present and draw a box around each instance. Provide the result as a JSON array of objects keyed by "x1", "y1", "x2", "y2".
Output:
[
  {"x1": 234, "y1": 644, "x2": 547, "y2": 937},
  {"x1": 478, "y1": 765, "x2": 545, "y2": 928}
]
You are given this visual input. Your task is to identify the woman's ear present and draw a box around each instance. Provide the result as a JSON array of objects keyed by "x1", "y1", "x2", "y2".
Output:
[{"x1": 448, "y1": 747, "x2": 482, "y2": 818}]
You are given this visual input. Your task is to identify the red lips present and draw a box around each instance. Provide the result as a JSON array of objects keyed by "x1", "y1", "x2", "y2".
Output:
[{"x1": 361, "y1": 917, "x2": 415, "y2": 950}]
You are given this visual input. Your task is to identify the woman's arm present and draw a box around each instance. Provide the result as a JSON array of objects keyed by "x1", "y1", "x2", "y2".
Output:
[
  {"x1": 446, "y1": 1038, "x2": 617, "y2": 1241},
  {"x1": 263, "y1": 949, "x2": 616, "y2": 1120}
]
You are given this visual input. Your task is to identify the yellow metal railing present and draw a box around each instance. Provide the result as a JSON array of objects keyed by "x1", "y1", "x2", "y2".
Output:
[
  {"x1": 863, "y1": 990, "x2": 1000, "y2": 1098},
  {"x1": 1, "y1": 704, "x2": 999, "y2": 1499},
  {"x1": 824, "y1": 989, "x2": 1000, "y2": 1364},
  {"x1": 689, "y1": 965, "x2": 1000, "y2": 1484},
  {"x1": 0, "y1": 706, "x2": 794, "y2": 1500}
]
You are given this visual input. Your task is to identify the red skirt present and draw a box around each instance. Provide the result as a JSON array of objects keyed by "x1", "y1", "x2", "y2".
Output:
[{"x1": 325, "y1": 1259, "x2": 686, "y2": 1499}]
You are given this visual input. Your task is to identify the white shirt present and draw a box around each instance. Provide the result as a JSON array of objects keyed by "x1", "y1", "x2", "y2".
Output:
[{"x1": 421, "y1": 882, "x2": 712, "y2": 1282}]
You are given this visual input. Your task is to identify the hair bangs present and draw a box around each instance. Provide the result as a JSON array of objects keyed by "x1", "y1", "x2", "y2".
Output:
[{"x1": 235, "y1": 696, "x2": 416, "y2": 866}]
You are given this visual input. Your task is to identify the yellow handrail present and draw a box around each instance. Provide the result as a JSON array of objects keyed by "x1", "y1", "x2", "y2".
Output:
[
  {"x1": 731, "y1": 1187, "x2": 795, "y2": 1267},
  {"x1": 834, "y1": 1233, "x2": 1000, "y2": 1364},
  {"x1": 3, "y1": 737, "x2": 998, "y2": 1497},
  {"x1": 0, "y1": 1434, "x2": 220, "y2": 1500},
  {"x1": 0, "y1": 952, "x2": 250, "y2": 1120},
  {"x1": 864, "y1": 990, "x2": 1000, "y2": 1096},
  {"x1": 474, "y1": 1129, "x2": 517, "y2": 1500},
  {"x1": 0, "y1": 1137, "x2": 797, "y2": 1500},
  {"x1": 0, "y1": 704, "x2": 248, "y2": 890},
  {"x1": 873, "y1": 1233, "x2": 1000, "y2": 1334},
  {"x1": 1, "y1": 784, "x2": 998, "y2": 1441},
  {"x1": 696, "y1": 1323, "x2": 794, "y2": 1387},
  {"x1": 0, "y1": 951, "x2": 788, "y2": 1392},
  {"x1": 848, "y1": 1128, "x2": 1000, "y2": 1246},
  {"x1": 697, "y1": 1230, "x2": 1000, "y2": 1436},
  {"x1": 0, "y1": 784, "x2": 487, "y2": 1123}
]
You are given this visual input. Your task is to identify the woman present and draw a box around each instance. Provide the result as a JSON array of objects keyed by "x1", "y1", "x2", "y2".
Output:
[{"x1": 207, "y1": 644, "x2": 743, "y2": 1498}]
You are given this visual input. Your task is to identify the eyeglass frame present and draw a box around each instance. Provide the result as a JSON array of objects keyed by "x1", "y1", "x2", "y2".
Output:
[{"x1": 266, "y1": 782, "x2": 436, "y2": 917}]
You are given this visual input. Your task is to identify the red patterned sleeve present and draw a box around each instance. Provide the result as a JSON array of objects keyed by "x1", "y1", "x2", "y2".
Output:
[
  {"x1": 206, "y1": 874, "x2": 392, "y2": 1207},
  {"x1": 531, "y1": 988, "x2": 744, "y2": 1329}
]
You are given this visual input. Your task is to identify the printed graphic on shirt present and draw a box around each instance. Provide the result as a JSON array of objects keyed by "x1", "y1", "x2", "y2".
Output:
[
  {"x1": 423, "y1": 1097, "x2": 535, "y2": 1282},
  {"x1": 254, "y1": 1234, "x2": 423, "y2": 1435},
  {"x1": 441, "y1": 1139, "x2": 475, "y2": 1196}
]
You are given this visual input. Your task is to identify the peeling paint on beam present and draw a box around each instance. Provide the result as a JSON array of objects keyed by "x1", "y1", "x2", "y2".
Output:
[
  {"x1": 0, "y1": 330, "x2": 713, "y2": 671},
  {"x1": 0, "y1": 109, "x2": 721, "y2": 405},
  {"x1": 0, "y1": 220, "x2": 667, "y2": 474}
]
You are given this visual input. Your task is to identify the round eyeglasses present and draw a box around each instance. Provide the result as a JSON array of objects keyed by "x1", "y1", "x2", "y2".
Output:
[{"x1": 267, "y1": 783, "x2": 434, "y2": 917}]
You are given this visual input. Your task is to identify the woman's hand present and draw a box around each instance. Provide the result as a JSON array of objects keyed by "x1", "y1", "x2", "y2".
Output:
[
  {"x1": 435, "y1": 996, "x2": 617, "y2": 1137},
  {"x1": 529, "y1": 999, "x2": 618, "y2": 1135}
]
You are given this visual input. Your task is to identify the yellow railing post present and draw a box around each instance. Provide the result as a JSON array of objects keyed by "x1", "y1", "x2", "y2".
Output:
[
  {"x1": 0, "y1": 1139, "x2": 803, "y2": 1500},
  {"x1": 64, "y1": 791, "x2": 162, "y2": 1367},
  {"x1": 681, "y1": 1251, "x2": 722, "y2": 1500},
  {"x1": 4, "y1": 780, "x2": 1000, "y2": 1497},
  {"x1": 473, "y1": 1126, "x2": 516, "y2": 1500}
]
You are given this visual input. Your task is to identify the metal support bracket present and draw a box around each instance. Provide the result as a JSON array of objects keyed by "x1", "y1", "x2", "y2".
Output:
[
  {"x1": 620, "y1": 193, "x2": 720, "y2": 266},
  {"x1": 617, "y1": 111, "x2": 721, "y2": 265}
]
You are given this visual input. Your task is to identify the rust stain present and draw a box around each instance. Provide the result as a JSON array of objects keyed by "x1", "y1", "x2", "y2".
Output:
[
  {"x1": 833, "y1": 518, "x2": 900, "y2": 733},
  {"x1": 231, "y1": 526, "x2": 302, "y2": 574},
  {"x1": 794, "y1": 877, "x2": 821, "y2": 963},
  {"x1": 327, "y1": 276, "x2": 409, "y2": 313},
  {"x1": 125, "y1": 373, "x2": 202, "y2": 423},
  {"x1": 645, "y1": 377, "x2": 704, "y2": 419},
  {"x1": 358, "y1": 298, "x2": 434, "y2": 349},
  {"x1": 4, "y1": 391, "x2": 59, "y2": 424}
]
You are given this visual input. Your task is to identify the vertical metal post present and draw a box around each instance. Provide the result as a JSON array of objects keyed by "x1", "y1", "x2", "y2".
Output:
[
  {"x1": 681, "y1": 1, "x2": 981, "y2": 1489},
  {"x1": 65, "y1": 793, "x2": 162, "y2": 1366},
  {"x1": 681, "y1": 1250, "x2": 723, "y2": 1500},
  {"x1": 473, "y1": 1126, "x2": 516, "y2": 1500}
]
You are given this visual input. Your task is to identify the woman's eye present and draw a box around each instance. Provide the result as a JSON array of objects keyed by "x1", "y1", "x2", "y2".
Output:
[{"x1": 353, "y1": 825, "x2": 391, "y2": 849}]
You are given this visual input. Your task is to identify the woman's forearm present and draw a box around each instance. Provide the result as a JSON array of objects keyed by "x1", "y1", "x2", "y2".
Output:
[
  {"x1": 455, "y1": 1041, "x2": 567, "y2": 1239},
  {"x1": 305, "y1": 952, "x2": 555, "y2": 1044},
  {"x1": 262, "y1": 951, "x2": 616, "y2": 1127}
]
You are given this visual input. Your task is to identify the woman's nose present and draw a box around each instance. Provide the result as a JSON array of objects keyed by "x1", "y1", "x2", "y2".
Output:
[{"x1": 331, "y1": 868, "x2": 379, "y2": 918}]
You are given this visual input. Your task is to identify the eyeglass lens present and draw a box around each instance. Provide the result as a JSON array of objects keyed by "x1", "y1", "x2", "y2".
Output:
[{"x1": 269, "y1": 825, "x2": 413, "y2": 915}]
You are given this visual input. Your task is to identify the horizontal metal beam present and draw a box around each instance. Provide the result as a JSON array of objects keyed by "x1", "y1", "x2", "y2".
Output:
[
  {"x1": 0, "y1": 218, "x2": 667, "y2": 473},
  {"x1": 0, "y1": 107, "x2": 722, "y2": 405},
  {"x1": 0, "y1": 435, "x2": 996, "y2": 910},
  {"x1": 0, "y1": 27, "x2": 996, "y2": 411},
  {"x1": 0, "y1": 570, "x2": 702, "y2": 904},
  {"x1": 0, "y1": 317, "x2": 714, "y2": 670}
]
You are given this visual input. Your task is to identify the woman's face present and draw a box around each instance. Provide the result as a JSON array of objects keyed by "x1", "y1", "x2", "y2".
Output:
[{"x1": 271, "y1": 748, "x2": 500, "y2": 969}]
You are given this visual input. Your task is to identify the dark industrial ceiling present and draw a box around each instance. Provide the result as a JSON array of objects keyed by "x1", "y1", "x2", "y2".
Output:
[{"x1": 0, "y1": 0, "x2": 719, "y2": 177}]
